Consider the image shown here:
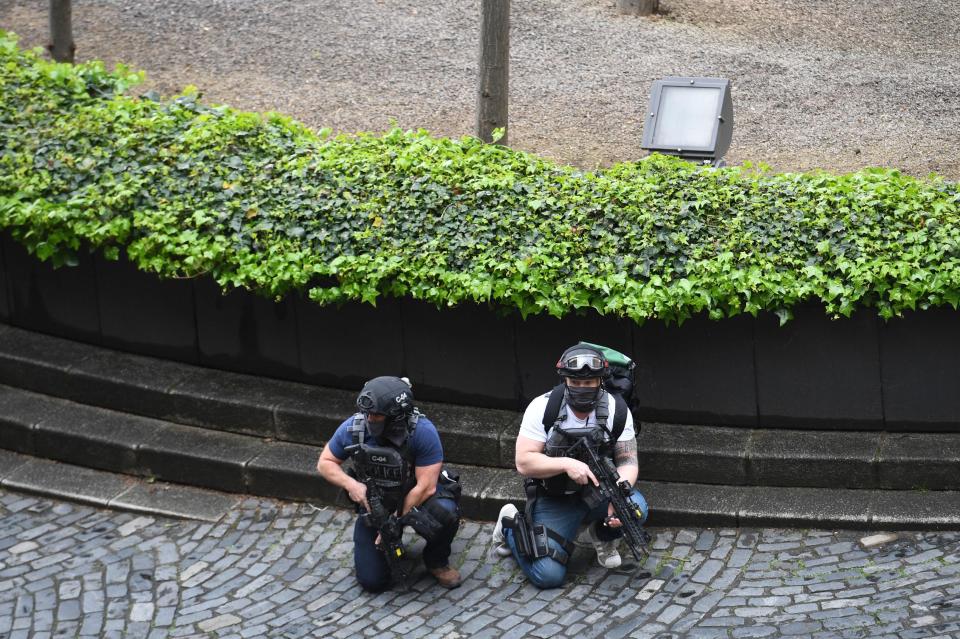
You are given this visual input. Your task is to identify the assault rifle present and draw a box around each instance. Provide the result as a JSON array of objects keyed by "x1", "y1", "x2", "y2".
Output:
[
  {"x1": 343, "y1": 443, "x2": 409, "y2": 585},
  {"x1": 363, "y1": 481, "x2": 407, "y2": 568},
  {"x1": 563, "y1": 429, "x2": 650, "y2": 562}
]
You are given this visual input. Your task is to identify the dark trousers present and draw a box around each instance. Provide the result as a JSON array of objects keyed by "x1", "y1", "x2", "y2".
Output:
[{"x1": 353, "y1": 494, "x2": 459, "y2": 592}]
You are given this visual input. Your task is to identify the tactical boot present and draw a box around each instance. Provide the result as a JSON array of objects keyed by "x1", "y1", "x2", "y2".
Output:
[{"x1": 430, "y1": 566, "x2": 462, "y2": 589}]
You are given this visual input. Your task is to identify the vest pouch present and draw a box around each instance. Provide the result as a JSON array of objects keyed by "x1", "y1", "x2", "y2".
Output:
[
  {"x1": 544, "y1": 426, "x2": 579, "y2": 459},
  {"x1": 541, "y1": 426, "x2": 600, "y2": 496},
  {"x1": 541, "y1": 475, "x2": 580, "y2": 497},
  {"x1": 581, "y1": 483, "x2": 606, "y2": 510},
  {"x1": 437, "y1": 466, "x2": 462, "y2": 502},
  {"x1": 355, "y1": 445, "x2": 407, "y2": 490},
  {"x1": 354, "y1": 444, "x2": 410, "y2": 514},
  {"x1": 552, "y1": 427, "x2": 596, "y2": 442}
]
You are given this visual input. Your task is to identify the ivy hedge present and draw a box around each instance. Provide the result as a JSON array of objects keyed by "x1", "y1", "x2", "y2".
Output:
[{"x1": 1, "y1": 32, "x2": 959, "y2": 325}]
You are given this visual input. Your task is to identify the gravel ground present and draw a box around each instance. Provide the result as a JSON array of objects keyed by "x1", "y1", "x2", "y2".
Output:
[{"x1": 2, "y1": 0, "x2": 960, "y2": 179}]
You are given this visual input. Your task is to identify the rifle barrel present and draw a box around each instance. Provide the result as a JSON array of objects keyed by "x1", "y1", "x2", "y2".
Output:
[{"x1": 567, "y1": 434, "x2": 649, "y2": 561}]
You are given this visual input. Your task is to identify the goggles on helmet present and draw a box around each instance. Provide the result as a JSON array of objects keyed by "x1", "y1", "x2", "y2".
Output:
[
  {"x1": 357, "y1": 394, "x2": 377, "y2": 412},
  {"x1": 560, "y1": 353, "x2": 605, "y2": 372}
]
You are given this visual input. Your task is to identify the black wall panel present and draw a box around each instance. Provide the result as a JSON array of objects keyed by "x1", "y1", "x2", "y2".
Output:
[
  {"x1": 194, "y1": 278, "x2": 300, "y2": 380},
  {"x1": 0, "y1": 231, "x2": 956, "y2": 430},
  {"x1": 94, "y1": 254, "x2": 198, "y2": 363},
  {"x1": 755, "y1": 303, "x2": 883, "y2": 428}
]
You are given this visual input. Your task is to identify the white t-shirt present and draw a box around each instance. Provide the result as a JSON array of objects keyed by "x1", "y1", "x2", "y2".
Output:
[{"x1": 518, "y1": 391, "x2": 635, "y2": 443}]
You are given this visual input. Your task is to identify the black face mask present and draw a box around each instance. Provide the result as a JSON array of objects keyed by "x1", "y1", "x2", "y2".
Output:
[
  {"x1": 565, "y1": 385, "x2": 600, "y2": 413},
  {"x1": 367, "y1": 416, "x2": 408, "y2": 447}
]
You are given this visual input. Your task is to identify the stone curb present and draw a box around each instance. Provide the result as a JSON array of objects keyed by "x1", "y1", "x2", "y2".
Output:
[
  {"x1": 0, "y1": 324, "x2": 515, "y2": 469},
  {"x1": 2, "y1": 408, "x2": 958, "y2": 529},
  {"x1": 0, "y1": 384, "x2": 510, "y2": 519},
  {"x1": 639, "y1": 422, "x2": 960, "y2": 490},
  {"x1": 2, "y1": 324, "x2": 960, "y2": 492},
  {"x1": 0, "y1": 448, "x2": 237, "y2": 522}
]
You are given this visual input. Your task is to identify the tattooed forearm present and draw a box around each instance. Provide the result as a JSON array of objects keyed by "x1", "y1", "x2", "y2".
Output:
[{"x1": 614, "y1": 439, "x2": 638, "y2": 467}]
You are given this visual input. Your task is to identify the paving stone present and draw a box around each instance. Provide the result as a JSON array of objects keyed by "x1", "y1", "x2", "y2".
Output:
[
  {"x1": 691, "y1": 559, "x2": 724, "y2": 584},
  {"x1": 734, "y1": 606, "x2": 777, "y2": 617},
  {"x1": 692, "y1": 590, "x2": 725, "y2": 614},
  {"x1": 699, "y1": 616, "x2": 747, "y2": 627},
  {"x1": 657, "y1": 603, "x2": 686, "y2": 624},
  {"x1": 3, "y1": 488, "x2": 960, "y2": 637},
  {"x1": 749, "y1": 596, "x2": 792, "y2": 607},
  {"x1": 781, "y1": 620, "x2": 824, "y2": 635},
  {"x1": 688, "y1": 629, "x2": 738, "y2": 639},
  {"x1": 791, "y1": 606, "x2": 840, "y2": 625},
  {"x1": 731, "y1": 626, "x2": 779, "y2": 637}
]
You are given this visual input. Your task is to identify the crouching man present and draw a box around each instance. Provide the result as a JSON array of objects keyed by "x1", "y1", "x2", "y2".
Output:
[
  {"x1": 492, "y1": 344, "x2": 649, "y2": 588},
  {"x1": 318, "y1": 376, "x2": 462, "y2": 591}
]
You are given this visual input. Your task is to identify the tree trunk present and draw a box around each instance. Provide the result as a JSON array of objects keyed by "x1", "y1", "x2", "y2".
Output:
[
  {"x1": 617, "y1": 0, "x2": 659, "y2": 16},
  {"x1": 48, "y1": 0, "x2": 75, "y2": 63},
  {"x1": 476, "y1": 0, "x2": 509, "y2": 145}
]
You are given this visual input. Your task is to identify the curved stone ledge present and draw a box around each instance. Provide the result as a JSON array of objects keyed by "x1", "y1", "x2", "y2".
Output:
[
  {"x1": 3, "y1": 233, "x2": 960, "y2": 430},
  {"x1": 3, "y1": 445, "x2": 958, "y2": 530},
  {"x1": 0, "y1": 323, "x2": 958, "y2": 528},
  {"x1": 2, "y1": 325, "x2": 960, "y2": 492}
]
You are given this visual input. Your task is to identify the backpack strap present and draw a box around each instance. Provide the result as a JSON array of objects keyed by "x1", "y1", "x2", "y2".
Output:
[
  {"x1": 610, "y1": 393, "x2": 628, "y2": 443},
  {"x1": 542, "y1": 385, "x2": 622, "y2": 440},
  {"x1": 349, "y1": 413, "x2": 366, "y2": 450},
  {"x1": 541, "y1": 384, "x2": 566, "y2": 437},
  {"x1": 583, "y1": 391, "x2": 629, "y2": 445},
  {"x1": 396, "y1": 411, "x2": 421, "y2": 466},
  {"x1": 594, "y1": 389, "x2": 611, "y2": 439}
]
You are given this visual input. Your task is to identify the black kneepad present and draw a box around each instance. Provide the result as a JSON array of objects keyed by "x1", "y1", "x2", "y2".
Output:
[
  {"x1": 402, "y1": 506, "x2": 444, "y2": 541},
  {"x1": 422, "y1": 495, "x2": 460, "y2": 528},
  {"x1": 403, "y1": 496, "x2": 458, "y2": 542}
]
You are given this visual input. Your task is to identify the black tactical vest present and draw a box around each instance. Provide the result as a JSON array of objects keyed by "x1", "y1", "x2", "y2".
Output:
[
  {"x1": 347, "y1": 411, "x2": 421, "y2": 509},
  {"x1": 540, "y1": 391, "x2": 615, "y2": 496}
]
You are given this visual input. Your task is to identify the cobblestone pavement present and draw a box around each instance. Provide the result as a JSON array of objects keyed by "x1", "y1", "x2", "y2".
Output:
[{"x1": 2, "y1": 489, "x2": 960, "y2": 639}]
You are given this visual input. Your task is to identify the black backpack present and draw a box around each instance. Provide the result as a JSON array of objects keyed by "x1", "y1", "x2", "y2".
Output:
[
  {"x1": 541, "y1": 341, "x2": 637, "y2": 442},
  {"x1": 581, "y1": 341, "x2": 636, "y2": 404}
]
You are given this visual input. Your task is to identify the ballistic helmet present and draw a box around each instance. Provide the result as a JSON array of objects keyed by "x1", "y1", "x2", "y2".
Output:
[
  {"x1": 356, "y1": 376, "x2": 415, "y2": 424},
  {"x1": 556, "y1": 344, "x2": 609, "y2": 380}
]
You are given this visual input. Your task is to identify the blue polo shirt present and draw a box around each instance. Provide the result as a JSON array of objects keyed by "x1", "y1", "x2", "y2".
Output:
[{"x1": 327, "y1": 414, "x2": 444, "y2": 467}]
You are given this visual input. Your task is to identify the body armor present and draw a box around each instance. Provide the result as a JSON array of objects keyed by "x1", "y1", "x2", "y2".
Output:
[
  {"x1": 540, "y1": 391, "x2": 616, "y2": 497},
  {"x1": 348, "y1": 411, "x2": 420, "y2": 512}
]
